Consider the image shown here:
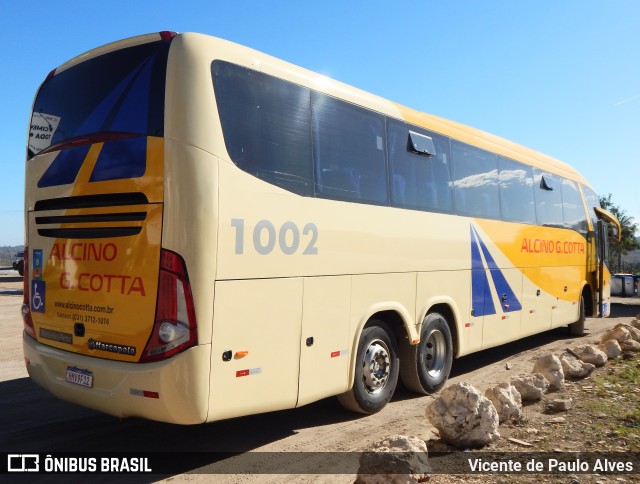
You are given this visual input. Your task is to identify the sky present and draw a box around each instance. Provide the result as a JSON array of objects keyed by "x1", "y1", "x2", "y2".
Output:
[{"x1": 1, "y1": 0, "x2": 639, "y2": 246}]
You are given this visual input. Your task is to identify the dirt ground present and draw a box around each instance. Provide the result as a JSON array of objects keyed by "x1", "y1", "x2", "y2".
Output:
[{"x1": 1, "y1": 267, "x2": 638, "y2": 483}]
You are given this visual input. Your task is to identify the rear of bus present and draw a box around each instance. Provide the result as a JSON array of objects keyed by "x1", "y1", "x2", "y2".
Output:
[{"x1": 22, "y1": 32, "x2": 210, "y2": 424}]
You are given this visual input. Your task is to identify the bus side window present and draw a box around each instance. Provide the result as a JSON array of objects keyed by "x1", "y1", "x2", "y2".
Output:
[
  {"x1": 312, "y1": 92, "x2": 387, "y2": 204},
  {"x1": 387, "y1": 120, "x2": 452, "y2": 213},
  {"x1": 498, "y1": 156, "x2": 536, "y2": 224},
  {"x1": 561, "y1": 178, "x2": 588, "y2": 236},
  {"x1": 213, "y1": 61, "x2": 314, "y2": 196},
  {"x1": 533, "y1": 169, "x2": 564, "y2": 227},
  {"x1": 451, "y1": 141, "x2": 499, "y2": 219}
]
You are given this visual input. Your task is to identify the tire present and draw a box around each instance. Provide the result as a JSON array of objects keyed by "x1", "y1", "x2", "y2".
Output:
[
  {"x1": 569, "y1": 295, "x2": 585, "y2": 336},
  {"x1": 337, "y1": 321, "x2": 399, "y2": 414},
  {"x1": 17, "y1": 262, "x2": 24, "y2": 277},
  {"x1": 411, "y1": 312, "x2": 453, "y2": 394}
]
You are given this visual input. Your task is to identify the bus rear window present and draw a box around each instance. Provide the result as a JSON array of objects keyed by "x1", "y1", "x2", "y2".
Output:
[{"x1": 28, "y1": 40, "x2": 170, "y2": 158}]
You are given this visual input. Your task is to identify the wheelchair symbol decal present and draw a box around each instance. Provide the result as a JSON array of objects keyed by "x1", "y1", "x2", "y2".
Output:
[{"x1": 31, "y1": 281, "x2": 46, "y2": 313}]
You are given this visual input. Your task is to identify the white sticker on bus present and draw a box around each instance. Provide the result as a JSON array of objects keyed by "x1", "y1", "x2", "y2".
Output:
[{"x1": 29, "y1": 112, "x2": 61, "y2": 154}]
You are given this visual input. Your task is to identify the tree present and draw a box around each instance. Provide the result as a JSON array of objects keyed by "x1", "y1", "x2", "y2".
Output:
[{"x1": 599, "y1": 193, "x2": 640, "y2": 272}]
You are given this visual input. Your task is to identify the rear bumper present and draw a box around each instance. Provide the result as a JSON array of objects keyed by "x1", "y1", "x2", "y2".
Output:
[{"x1": 23, "y1": 332, "x2": 210, "y2": 424}]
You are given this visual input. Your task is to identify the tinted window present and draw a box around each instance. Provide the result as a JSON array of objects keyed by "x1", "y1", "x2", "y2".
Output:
[
  {"x1": 561, "y1": 178, "x2": 588, "y2": 235},
  {"x1": 387, "y1": 120, "x2": 452, "y2": 212},
  {"x1": 312, "y1": 92, "x2": 387, "y2": 204},
  {"x1": 533, "y1": 168, "x2": 564, "y2": 227},
  {"x1": 451, "y1": 141, "x2": 499, "y2": 219},
  {"x1": 213, "y1": 61, "x2": 313, "y2": 196},
  {"x1": 29, "y1": 40, "x2": 170, "y2": 158},
  {"x1": 582, "y1": 185, "x2": 601, "y2": 231},
  {"x1": 498, "y1": 157, "x2": 535, "y2": 224}
]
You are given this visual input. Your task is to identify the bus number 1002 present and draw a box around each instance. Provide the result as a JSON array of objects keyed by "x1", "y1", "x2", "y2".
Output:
[{"x1": 231, "y1": 219, "x2": 318, "y2": 256}]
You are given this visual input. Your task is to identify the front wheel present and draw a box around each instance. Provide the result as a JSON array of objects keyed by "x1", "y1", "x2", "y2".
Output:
[{"x1": 337, "y1": 322, "x2": 399, "y2": 414}]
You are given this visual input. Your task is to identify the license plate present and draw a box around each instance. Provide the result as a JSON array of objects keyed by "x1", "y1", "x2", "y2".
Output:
[{"x1": 66, "y1": 367, "x2": 93, "y2": 388}]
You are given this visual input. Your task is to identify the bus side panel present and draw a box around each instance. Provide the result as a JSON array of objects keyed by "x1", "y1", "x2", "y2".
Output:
[
  {"x1": 550, "y1": 265, "x2": 582, "y2": 326},
  {"x1": 297, "y1": 276, "x2": 351, "y2": 407},
  {"x1": 208, "y1": 278, "x2": 302, "y2": 421},
  {"x1": 416, "y1": 271, "x2": 471, "y2": 356},
  {"x1": 480, "y1": 268, "x2": 523, "y2": 350},
  {"x1": 521, "y1": 268, "x2": 553, "y2": 337},
  {"x1": 347, "y1": 273, "x2": 417, "y2": 383}
]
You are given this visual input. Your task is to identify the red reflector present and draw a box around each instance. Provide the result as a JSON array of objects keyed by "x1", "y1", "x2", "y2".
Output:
[
  {"x1": 330, "y1": 351, "x2": 340, "y2": 358},
  {"x1": 160, "y1": 31, "x2": 176, "y2": 41},
  {"x1": 236, "y1": 370, "x2": 250, "y2": 377},
  {"x1": 465, "y1": 322, "x2": 471, "y2": 328},
  {"x1": 143, "y1": 391, "x2": 159, "y2": 399}
]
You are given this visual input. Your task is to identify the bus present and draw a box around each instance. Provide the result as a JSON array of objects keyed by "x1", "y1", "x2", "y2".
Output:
[{"x1": 22, "y1": 31, "x2": 620, "y2": 424}]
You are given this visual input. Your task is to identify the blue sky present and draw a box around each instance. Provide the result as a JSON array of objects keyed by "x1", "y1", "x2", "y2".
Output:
[{"x1": 1, "y1": 0, "x2": 639, "y2": 246}]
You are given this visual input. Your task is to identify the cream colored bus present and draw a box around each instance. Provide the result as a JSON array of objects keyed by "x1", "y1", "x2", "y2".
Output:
[{"x1": 23, "y1": 31, "x2": 620, "y2": 424}]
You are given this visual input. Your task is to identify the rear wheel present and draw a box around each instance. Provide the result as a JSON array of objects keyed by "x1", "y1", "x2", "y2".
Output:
[
  {"x1": 402, "y1": 312, "x2": 453, "y2": 394},
  {"x1": 569, "y1": 294, "x2": 585, "y2": 336},
  {"x1": 337, "y1": 321, "x2": 399, "y2": 414}
]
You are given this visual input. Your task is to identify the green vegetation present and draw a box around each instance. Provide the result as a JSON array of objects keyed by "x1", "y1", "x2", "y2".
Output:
[{"x1": 589, "y1": 356, "x2": 640, "y2": 448}]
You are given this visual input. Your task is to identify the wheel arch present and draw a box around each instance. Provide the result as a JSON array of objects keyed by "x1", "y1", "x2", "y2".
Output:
[
  {"x1": 417, "y1": 297, "x2": 462, "y2": 358},
  {"x1": 347, "y1": 303, "x2": 417, "y2": 389},
  {"x1": 582, "y1": 282, "x2": 595, "y2": 317}
]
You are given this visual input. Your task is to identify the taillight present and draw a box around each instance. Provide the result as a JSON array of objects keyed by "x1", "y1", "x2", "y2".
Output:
[
  {"x1": 140, "y1": 249, "x2": 197, "y2": 362},
  {"x1": 22, "y1": 247, "x2": 36, "y2": 339}
]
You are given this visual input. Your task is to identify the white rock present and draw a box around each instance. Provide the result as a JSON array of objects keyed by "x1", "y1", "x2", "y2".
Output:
[
  {"x1": 546, "y1": 397, "x2": 573, "y2": 412},
  {"x1": 598, "y1": 339, "x2": 622, "y2": 359},
  {"x1": 356, "y1": 435, "x2": 429, "y2": 484},
  {"x1": 532, "y1": 355, "x2": 565, "y2": 390},
  {"x1": 560, "y1": 352, "x2": 595, "y2": 378},
  {"x1": 485, "y1": 382, "x2": 523, "y2": 423},
  {"x1": 548, "y1": 416, "x2": 566, "y2": 424},
  {"x1": 617, "y1": 323, "x2": 640, "y2": 342},
  {"x1": 620, "y1": 339, "x2": 640, "y2": 352},
  {"x1": 572, "y1": 344, "x2": 608, "y2": 367},
  {"x1": 511, "y1": 373, "x2": 550, "y2": 401},
  {"x1": 425, "y1": 382, "x2": 500, "y2": 448},
  {"x1": 601, "y1": 326, "x2": 632, "y2": 344}
]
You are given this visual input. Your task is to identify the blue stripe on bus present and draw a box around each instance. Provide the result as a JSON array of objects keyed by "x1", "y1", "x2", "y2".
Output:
[
  {"x1": 470, "y1": 226, "x2": 496, "y2": 317},
  {"x1": 37, "y1": 144, "x2": 91, "y2": 187},
  {"x1": 473, "y1": 226, "x2": 523, "y2": 312},
  {"x1": 470, "y1": 225, "x2": 523, "y2": 316},
  {"x1": 89, "y1": 137, "x2": 147, "y2": 182}
]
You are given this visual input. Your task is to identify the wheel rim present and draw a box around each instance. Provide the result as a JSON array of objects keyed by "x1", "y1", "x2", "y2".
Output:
[
  {"x1": 423, "y1": 329, "x2": 447, "y2": 378},
  {"x1": 362, "y1": 338, "x2": 391, "y2": 394}
]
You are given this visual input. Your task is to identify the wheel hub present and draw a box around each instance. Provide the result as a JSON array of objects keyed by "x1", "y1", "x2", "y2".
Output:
[
  {"x1": 363, "y1": 340, "x2": 391, "y2": 394},
  {"x1": 423, "y1": 329, "x2": 446, "y2": 377}
]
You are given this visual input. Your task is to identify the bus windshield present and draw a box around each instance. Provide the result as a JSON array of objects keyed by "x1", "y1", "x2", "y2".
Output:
[{"x1": 28, "y1": 40, "x2": 170, "y2": 158}]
